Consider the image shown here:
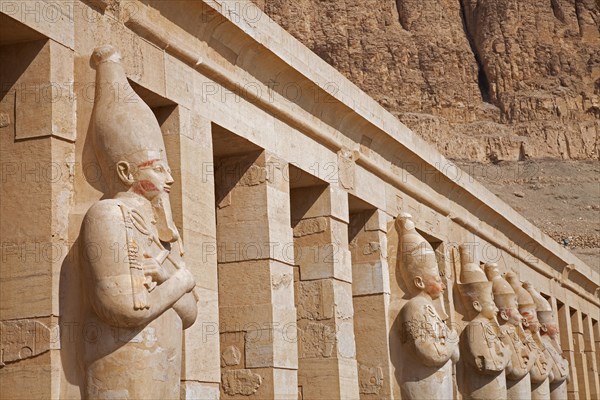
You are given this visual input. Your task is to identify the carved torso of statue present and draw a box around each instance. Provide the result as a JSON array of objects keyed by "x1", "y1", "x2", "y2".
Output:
[
  {"x1": 526, "y1": 330, "x2": 551, "y2": 385},
  {"x1": 541, "y1": 334, "x2": 569, "y2": 400},
  {"x1": 399, "y1": 296, "x2": 458, "y2": 400},
  {"x1": 502, "y1": 323, "x2": 536, "y2": 400},
  {"x1": 82, "y1": 195, "x2": 197, "y2": 399},
  {"x1": 524, "y1": 330, "x2": 551, "y2": 400},
  {"x1": 501, "y1": 323, "x2": 535, "y2": 381},
  {"x1": 460, "y1": 319, "x2": 511, "y2": 400},
  {"x1": 540, "y1": 335, "x2": 568, "y2": 385}
]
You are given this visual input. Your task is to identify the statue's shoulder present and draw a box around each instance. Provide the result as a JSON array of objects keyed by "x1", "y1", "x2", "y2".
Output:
[
  {"x1": 401, "y1": 296, "x2": 432, "y2": 319},
  {"x1": 83, "y1": 199, "x2": 128, "y2": 225}
]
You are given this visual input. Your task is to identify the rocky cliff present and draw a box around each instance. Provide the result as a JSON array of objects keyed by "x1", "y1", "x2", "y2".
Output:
[{"x1": 256, "y1": 0, "x2": 599, "y2": 162}]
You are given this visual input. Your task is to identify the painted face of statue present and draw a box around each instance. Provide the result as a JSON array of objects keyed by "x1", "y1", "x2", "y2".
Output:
[
  {"x1": 132, "y1": 159, "x2": 174, "y2": 200},
  {"x1": 521, "y1": 307, "x2": 540, "y2": 332},
  {"x1": 544, "y1": 322, "x2": 559, "y2": 338},
  {"x1": 118, "y1": 157, "x2": 180, "y2": 242},
  {"x1": 423, "y1": 272, "x2": 445, "y2": 299},
  {"x1": 505, "y1": 306, "x2": 523, "y2": 326}
]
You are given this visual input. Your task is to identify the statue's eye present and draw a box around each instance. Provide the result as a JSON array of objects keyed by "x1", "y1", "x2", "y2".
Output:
[{"x1": 154, "y1": 166, "x2": 164, "y2": 173}]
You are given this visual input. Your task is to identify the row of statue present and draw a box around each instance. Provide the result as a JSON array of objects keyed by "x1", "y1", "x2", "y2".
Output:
[
  {"x1": 81, "y1": 45, "x2": 569, "y2": 399},
  {"x1": 396, "y1": 213, "x2": 569, "y2": 400}
]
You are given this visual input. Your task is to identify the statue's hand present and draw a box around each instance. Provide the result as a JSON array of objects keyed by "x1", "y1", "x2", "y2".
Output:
[{"x1": 142, "y1": 254, "x2": 171, "y2": 284}]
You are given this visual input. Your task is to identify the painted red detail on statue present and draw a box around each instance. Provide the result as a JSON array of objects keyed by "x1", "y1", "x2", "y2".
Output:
[
  {"x1": 137, "y1": 159, "x2": 161, "y2": 168},
  {"x1": 133, "y1": 180, "x2": 159, "y2": 195}
]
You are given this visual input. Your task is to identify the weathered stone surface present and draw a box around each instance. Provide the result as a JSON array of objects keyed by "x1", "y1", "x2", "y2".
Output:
[
  {"x1": 358, "y1": 364, "x2": 384, "y2": 395},
  {"x1": 221, "y1": 345, "x2": 242, "y2": 367},
  {"x1": 0, "y1": 320, "x2": 52, "y2": 366},
  {"x1": 258, "y1": 0, "x2": 599, "y2": 161},
  {"x1": 222, "y1": 369, "x2": 263, "y2": 396}
]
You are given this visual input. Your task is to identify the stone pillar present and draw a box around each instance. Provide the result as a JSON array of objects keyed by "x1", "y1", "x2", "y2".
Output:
[
  {"x1": 348, "y1": 209, "x2": 393, "y2": 399},
  {"x1": 291, "y1": 185, "x2": 360, "y2": 400},
  {"x1": 571, "y1": 308, "x2": 591, "y2": 399},
  {"x1": 162, "y1": 109, "x2": 221, "y2": 399},
  {"x1": 0, "y1": 37, "x2": 75, "y2": 399},
  {"x1": 583, "y1": 314, "x2": 600, "y2": 399},
  {"x1": 595, "y1": 321, "x2": 600, "y2": 388},
  {"x1": 557, "y1": 303, "x2": 579, "y2": 399},
  {"x1": 216, "y1": 151, "x2": 298, "y2": 400}
]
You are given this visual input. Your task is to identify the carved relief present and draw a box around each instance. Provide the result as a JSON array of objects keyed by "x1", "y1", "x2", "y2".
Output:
[
  {"x1": 457, "y1": 247, "x2": 510, "y2": 400},
  {"x1": 358, "y1": 364, "x2": 384, "y2": 394},
  {"x1": 221, "y1": 345, "x2": 242, "y2": 367},
  {"x1": 396, "y1": 213, "x2": 458, "y2": 400},
  {"x1": 0, "y1": 320, "x2": 52, "y2": 367},
  {"x1": 81, "y1": 45, "x2": 197, "y2": 399},
  {"x1": 222, "y1": 369, "x2": 263, "y2": 396}
]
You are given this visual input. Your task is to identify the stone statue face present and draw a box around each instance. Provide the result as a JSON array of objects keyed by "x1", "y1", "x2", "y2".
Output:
[
  {"x1": 478, "y1": 299, "x2": 498, "y2": 320},
  {"x1": 521, "y1": 306, "x2": 540, "y2": 332},
  {"x1": 504, "y1": 306, "x2": 523, "y2": 326},
  {"x1": 500, "y1": 295, "x2": 523, "y2": 326},
  {"x1": 131, "y1": 159, "x2": 174, "y2": 200},
  {"x1": 543, "y1": 321, "x2": 559, "y2": 338},
  {"x1": 423, "y1": 271, "x2": 445, "y2": 299}
]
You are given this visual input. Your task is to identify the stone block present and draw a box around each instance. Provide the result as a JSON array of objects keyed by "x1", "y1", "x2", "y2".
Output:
[
  {"x1": 220, "y1": 331, "x2": 245, "y2": 369},
  {"x1": 329, "y1": 185, "x2": 350, "y2": 224},
  {"x1": 222, "y1": 368, "x2": 263, "y2": 397},
  {"x1": 165, "y1": 53, "x2": 194, "y2": 108},
  {"x1": 272, "y1": 368, "x2": 299, "y2": 400},
  {"x1": 1, "y1": 0, "x2": 75, "y2": 49},
  {"x1": 219, "y1": 304, "x2": 273, "y2": 332},
  {"x1": 181, "y1": 382, "x2": 220, "y2": 400},
  {"x1": 245, "y1": 328, "x2": 275, "y2": 368},
  {"x1": 295, "y1": 244, "x2": 352, "y2": 282},
  {"x1": 364, "y1": 209, "x2": 390, "y2": 232},
  {"x1": 352, "y1": 261, "x2": 390, "y2": 296},
  {"x1": 296, "y1": 280, "x2": 335, "y2": 321},
  {"x1": 218, "y1": 260, "x2": 273, "y2": 307},
  {"x1": 184, "y1": 287, "x2": 220, "y2": 382},
  {"x1": 270, "y1": 262, "x2": 295, "y2": 307}
]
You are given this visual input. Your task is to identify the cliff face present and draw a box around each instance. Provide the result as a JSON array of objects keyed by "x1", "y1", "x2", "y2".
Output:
[{"x1": 256, "y1": 0, "x2": 599, "y2": 162}]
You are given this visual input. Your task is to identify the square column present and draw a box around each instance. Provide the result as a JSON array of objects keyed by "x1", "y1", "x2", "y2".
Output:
[
  {"x1": 348, "y1": 209, "x2": 394, "y2": 399},
  {"x1": 162, "y1": 109, "x2": 221, "y2": 399},
  {"x1": 571, "y1": 308, "x2": 591, "y2": 399},
  {"x1": 216, "y1": 151, "x2": 298, "y2": 400},
  {"x1": 557, "y1": 303, "x2": 579, "y2": 399},
  {"x1": 291, "y1": 185, "x2": 359, "y2": 400},
  {"x1": 583, "y1": 314, "x2": 600, "y2": 399}
]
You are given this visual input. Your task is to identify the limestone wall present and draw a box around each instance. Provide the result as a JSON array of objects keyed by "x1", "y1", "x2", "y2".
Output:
[{"x1": 0, "y1": 1, "x2": 598, "y2": 399}]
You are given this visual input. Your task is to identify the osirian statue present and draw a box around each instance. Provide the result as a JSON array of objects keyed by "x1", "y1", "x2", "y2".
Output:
[
  {"x1": 457, "y1": 247, "x2": 510, "y2": 400},
  {"x1": 396, "y1": 213, "x2": 459, "y2": 400},
  {"x1": 485, "y1": 263, "x2": 536, "y2": 400},
  {"x1": 524, "y1": 283, "x2": 569, "y2": 400},
  {"x1": 505, "y1": 272, "x2": 551, "y2": 400},
  {"x1": 80, "y1": 45, "x2": 198, "y2": 399}
]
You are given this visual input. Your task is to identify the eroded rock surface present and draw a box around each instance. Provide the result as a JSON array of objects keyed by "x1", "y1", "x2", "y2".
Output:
[{"x1": 257, "y1": 0, "x2": 599, "y2": 161}]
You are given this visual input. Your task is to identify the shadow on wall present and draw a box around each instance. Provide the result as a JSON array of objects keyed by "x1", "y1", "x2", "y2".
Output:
[{"x1": 59, "y1": 235, "x2": 86, "y2": 398}]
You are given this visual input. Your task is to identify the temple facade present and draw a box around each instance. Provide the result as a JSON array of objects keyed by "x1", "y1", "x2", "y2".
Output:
[{"x1": 0, "y1": 1, "x2": 598, "y2": 399}]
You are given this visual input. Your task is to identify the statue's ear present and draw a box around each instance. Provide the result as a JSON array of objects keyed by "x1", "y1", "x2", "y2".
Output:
[
  {"x1": 117, "y1": 161, "x2": 134, "y2": 185},
  {"x1": 472, "y1": 301, "x2": 482, "y2": 312},
  {"x1": 413, "y1": 276, "x2": 425, "y2": 290},
  {"x1": 499, "y1": 309, "x2": 509, "y2": 321},
  {"x1": 540, "y1": 323, "x2": 548, "y2": 333}
]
